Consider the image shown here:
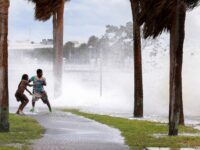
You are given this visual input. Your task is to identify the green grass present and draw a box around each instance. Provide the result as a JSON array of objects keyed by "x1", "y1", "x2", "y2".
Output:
[
  {"x1": 0, "y1": 146, "x2": 28, "y2": 150},
  {"x1": 0, "y1": 148, "x2": 19, "y2": 150},
  {"x1": 63, "y1": 109, "x2": 200, "y2": 149},
  {"x1": 0, "y1": 114, "x2": 45, "y2": 150}
]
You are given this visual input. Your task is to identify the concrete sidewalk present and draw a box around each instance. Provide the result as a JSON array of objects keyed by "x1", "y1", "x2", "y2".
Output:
[{"x1": 29, "y1": 110, "x2": 129, "y2": 150}]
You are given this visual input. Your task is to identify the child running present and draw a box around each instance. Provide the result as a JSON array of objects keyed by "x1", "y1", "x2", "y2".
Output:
[
  {"x1": 29, "y1": 69, "x2": 52, "y2": 112},
  {"x1": 15, "y1": 74, "x2": 32, "y2": 115}
]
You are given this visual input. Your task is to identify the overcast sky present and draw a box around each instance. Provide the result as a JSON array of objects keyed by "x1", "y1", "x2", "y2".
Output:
[
  {"x1": 9, "y1": 0, "x2": 132, "y2": 43},
  {"x1": 8, "y1": 0, "x2": 200, "y2": 48}
]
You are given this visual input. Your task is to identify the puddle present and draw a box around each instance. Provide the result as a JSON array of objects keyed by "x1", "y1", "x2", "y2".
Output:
[
  {"x1": 153, "y1": 133, "x2": 200, "y2": 138},
  {"x1": 146, "y1": 148, "x2": 198, "y2": 150}
]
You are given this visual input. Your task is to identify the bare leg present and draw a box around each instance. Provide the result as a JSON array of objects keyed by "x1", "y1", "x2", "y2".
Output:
[
  {"x1": 32, "y1": 101, "x2": 35, "y2": 108},
  {"x1": 20, "y1": 100, "x2": 29, "y2": 111},
  {"x1": 46, "y1": 100, "x2": 52, "y2": 112},
  {"x1": 20, "y1": 95, "x2": 29, "y2": 111},
  {"x1": 15, "y1": 94, "x2": 22, "y2": 114},
  {"x1": 17, "y1": 102, "x2": 23, "y2": 114},
  {"x1": 19, "y1": 102, "x2": 24, "y2": 111},
  {"x1": 30, "y1": 101, "x2": 36, "y2": 112},
  {"x1": 42, "y1": 92, "x2": 52, "y2": 112}
]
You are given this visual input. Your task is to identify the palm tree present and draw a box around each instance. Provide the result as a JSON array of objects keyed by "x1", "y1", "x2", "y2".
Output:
[
  {"x1": 52, "y1": 0, "x2": 65, "y2": 97},
  {"x1": 138, "y1": 0, "x2": 199, "y2": 136},
  {"x1": 168, "y1": 0, "x2": 186, "y2": 135},
  {"x1": 0, "y1": 0, "x2": 10, "y2": 132},
  {"x1": 130, "y1": 0, "x2": 143, "y2": 117},
  {"x1": 28, "y1": 0, "x2": 69, "y2": 97}
]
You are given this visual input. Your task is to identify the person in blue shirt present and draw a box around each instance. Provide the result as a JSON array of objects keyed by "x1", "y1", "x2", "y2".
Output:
[{"x1": 29, "y1": 69, "x2": 52, "y2": 112}]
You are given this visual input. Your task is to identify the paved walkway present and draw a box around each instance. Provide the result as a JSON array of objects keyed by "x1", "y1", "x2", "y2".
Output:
[{"x1": 29, "y1": 111, "x2": 129, "y2": 150}]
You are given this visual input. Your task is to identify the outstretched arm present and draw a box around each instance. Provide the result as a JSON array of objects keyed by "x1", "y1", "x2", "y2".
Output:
[
  {"x1": 26, "y1": 80, "x2": 33, "y2": 87},
  {"x1": 25, "y1": 88, "x2": 32, "y2": 95},
  {"x1": 27, "y1": 83, "x2": 33, "y2": 87},
  {"x1": 29, "y1": 76, "x2": 34, "y2": 83},
  {"x1": 43, "y1": 78, "x2": 47, "y2": 86}
]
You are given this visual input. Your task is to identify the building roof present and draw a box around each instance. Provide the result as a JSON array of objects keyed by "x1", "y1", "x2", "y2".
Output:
[{"x1": 9, "y1": 40, "x2": 53, "y2": 50}]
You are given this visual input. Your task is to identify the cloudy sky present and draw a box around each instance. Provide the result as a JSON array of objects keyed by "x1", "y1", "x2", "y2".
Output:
[
  {"x1": 9, "y1": 0, "x2": 132, "y2": 43},
  {"x1": 8, "y1": 0, "x2": 200, "y2": 48}
]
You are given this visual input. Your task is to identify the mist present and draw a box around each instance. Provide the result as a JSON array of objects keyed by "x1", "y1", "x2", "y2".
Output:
[{"x1": 8, "y1": 28, "x2": 200, "y2": 119}]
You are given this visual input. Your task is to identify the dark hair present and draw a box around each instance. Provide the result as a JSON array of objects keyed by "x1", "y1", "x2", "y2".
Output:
[
  {"x1": 37, "y1": 69, "x2": 43, "y2": 74},
  {"x1": 22, "y1": 74, "x2": 28, "y2": 80}
]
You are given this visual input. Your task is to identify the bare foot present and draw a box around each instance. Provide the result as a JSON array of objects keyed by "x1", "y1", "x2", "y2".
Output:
[
  {"x1": 19, "y1": 110, "x2": 25, "y2": 115},
  {"x1": 16, "y1": 110, "x2": 20, "y2": 114}
]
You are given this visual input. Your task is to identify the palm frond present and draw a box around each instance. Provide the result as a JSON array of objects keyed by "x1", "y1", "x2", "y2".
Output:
[
  {"x1": 28, "y1": 0, "x2": 69, "y2": 21},
  {"x1": 138, "y1": 0, "x2": 200, "y2": 38},
  {"x1": 186, "y1": 0, "x2": 200, "y2": 9}
]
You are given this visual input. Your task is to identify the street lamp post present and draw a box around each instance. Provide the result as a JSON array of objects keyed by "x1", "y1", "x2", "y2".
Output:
[{"x1": 99, "y1": 47, "x2": 103, "y2": 97}]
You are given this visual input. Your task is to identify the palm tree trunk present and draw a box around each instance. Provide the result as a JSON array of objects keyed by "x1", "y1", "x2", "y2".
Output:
[
  {"x1": 168, "y1": 1, "x2": 186, "y2": 136},
  {"x1": 0, "y1": 0, "x2": 10, "y2": 132},
  {"x1": 130, "y1": 0, "x2": 143, "y2": 117},
  {"x1": 53, "y1": 11, "x2": 58, "y2": 97},
  {"x1": 169, "y1": 37, "x2": 185, "y2": 126},
  {"x1": 169, "y1": 41, "x2": 185, "y2": 125},
  {"x1": 54, "y1": 0, "x2": 64, "y2": 98},
  {"x1": 179, "y1": 88, "x2": 185, "y2": 125}
]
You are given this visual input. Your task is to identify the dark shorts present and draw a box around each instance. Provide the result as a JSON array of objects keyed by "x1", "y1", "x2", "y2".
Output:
[
  {"x1": 32, "y1": 91, "x2": 49, "y2": 104},
  {"x1": 15, "y1": 92, "x2": 29, "y2": 103}
]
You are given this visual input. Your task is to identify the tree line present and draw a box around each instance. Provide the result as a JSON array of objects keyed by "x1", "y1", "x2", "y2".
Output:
[{"x1": 25, "y1": 22, "x2": 133, "y2": 66}]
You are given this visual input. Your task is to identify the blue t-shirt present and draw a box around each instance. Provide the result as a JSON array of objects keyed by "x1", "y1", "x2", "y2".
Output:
[{"x1": 30, "y1": 76, "x2": 46, "y2": 93}]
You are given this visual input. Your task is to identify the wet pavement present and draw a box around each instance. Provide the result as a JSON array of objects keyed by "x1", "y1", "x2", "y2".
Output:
[
  {"x1": 28, "y1": 110, "x2": 129, "y2": 150},
  {"x1": 9, "y1": 107, "x2": 200, "y2": 150}
]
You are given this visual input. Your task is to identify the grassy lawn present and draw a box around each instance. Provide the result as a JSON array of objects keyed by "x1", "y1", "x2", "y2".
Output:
[
  {"x1": 0, "y1": 114, "x2": 45, "y2": 150},
  {"x1": 63, "y1": 109, "x2": 200, "y2": 149},
  {"x1": 0, "y1": 148, "x2": 20, "y2": 150}
]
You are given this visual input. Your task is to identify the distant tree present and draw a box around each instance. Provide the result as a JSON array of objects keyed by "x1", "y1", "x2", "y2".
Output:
[
  {"x1": 87, "y1": 36, "x2": 99, "y2": 62},
  {"x1": 88, "y1": 36, "x2": 99, "y2": 48},
  {"x1": 78, "y1": 43, "x2": 89, "y2": 63},
  {"x1": 29, "y1": 48, "x2": 54, "y2": 62},
  {"x1": 0, "y1": 0, "x2": 10, "y2": 132},
  {"x1": 125, "y1": 22, "x2": 133, "y2": 40},
  {"x1": 124, "y1": 22, "x2": 133, "y2": 59},
  {"x1": 104, "y1": 24, "x2": 132, "y2": 63},
  {"x1": 64, "y1": 41, "x2": 75, "y2": 61},
  {"x1": 79, "y1": 43, "x2": 88, "y2": 49},
  {"x1": 64, "y1": 41, "x2": 75, "y2": 49}
]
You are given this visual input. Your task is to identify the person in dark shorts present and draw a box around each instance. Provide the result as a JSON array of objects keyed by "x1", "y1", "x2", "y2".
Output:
[
  {"x1": 29, "y1": 69, "x2": 52, "y2": 112},
  {"x1": 15, "y1": 74, "x2": 32, "y2": 115}
]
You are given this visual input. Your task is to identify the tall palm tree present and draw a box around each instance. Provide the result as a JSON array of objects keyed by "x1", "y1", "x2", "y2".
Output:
[
  {"x1": 0, "y1": 0, "x2": 10, "y2": 132},
  {"x1": 130, "y1": 0, "x2": 143, "y2": 117},
  {"x1": 28, "y1": 0, "x2": 68, "y2": 97},
  {"x1": 168, "y1": 0, "x2": 186, "y2": 135},
  {"x1": 53, "y1": 0, "x2": 65, "y2": 97},
  {"x1": 138, "y1": 0, "x2": 199, "y2": 136}
]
